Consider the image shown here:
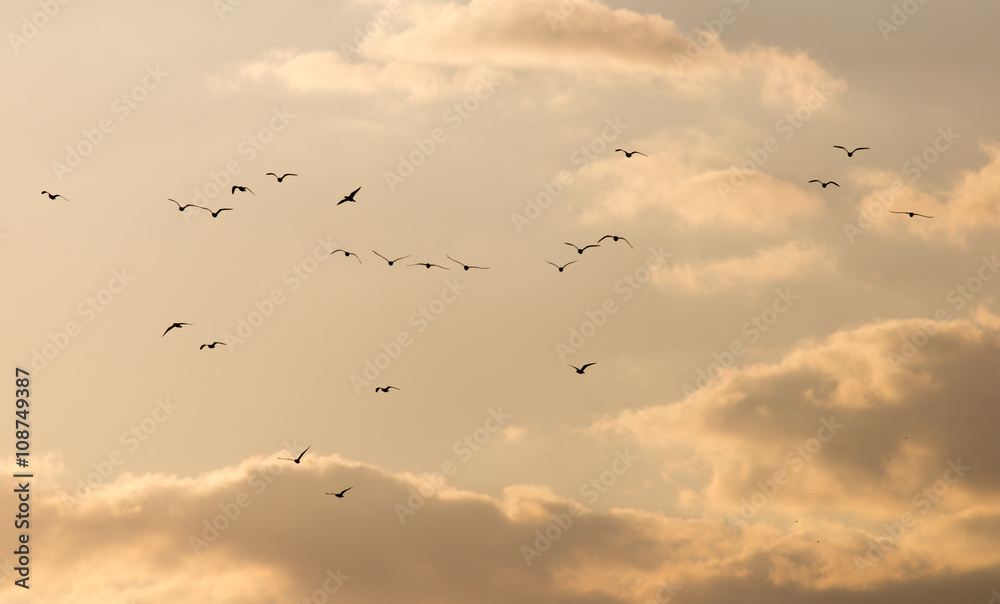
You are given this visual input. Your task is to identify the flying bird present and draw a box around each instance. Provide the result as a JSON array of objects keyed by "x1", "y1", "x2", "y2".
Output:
[
  {"x1": 808, "y1": 180, "x2": 839, "y2": 188},
  {"x1": 326, "y1": 487, "x2": 353, "y2": 498},
  {"x1": 409, "y1": 262, "x2": 449, "y2": 270},
  {"x1": 162, "y1": 322, "x2": 192, "y2": 337},
  {"x1": 338, "y1": 186, "x2": 361, "y2": 205},
  {"x1": 168, "y1": 198, "x2": 207, "y2": 212},
  {"x1": 447, "y1": 255, "x2": 490, "y2": 270},
  {"x1": 546, "y1": 260, "x2": 577, "y2": 272},
  {"x1": 207, "y1": 208, "x2": 233, "y2": 217},
  {"x1": 890, "y1": 211, "x2": 933, "y2": 218},
  {"x1": 40, "y1": 190, "x2": 68, "y2": 200},
  {"x1": 266, "y1": 172, "x2": 297, "y2": 182},
  {"x1": 833, "y1": 146, "x2": 870, "y2": 157},
  {"x1": 570, "y1": 363, "x2": 596, "y2": 374},
  {"x1": 375, "y1": 386, "x2": 399, "y2": 393},
  {"x1": 231, "y1": 185, "x2": 254, "y2": 195},
  {"x1": 565, "y1": 242, "x2": 600, "y2": 254},
  {"x1": 278, "y1": 445, "x2": 310, "y2": 464},
  {"x1": 598, "y1": 235, "x2": 633, "y2": 248},
  {"x1": 199, "y1": 341, "x2": 226, "y2": 349},
  {"x1": 331, "y1": 249, "x2": 362, "y2": 263},
  {"x1": 372, "y1": 251, "x2": 410, "y2": 266},
  {"x1": 615, "y1": 149, "x2": 647, "y2": 158}
]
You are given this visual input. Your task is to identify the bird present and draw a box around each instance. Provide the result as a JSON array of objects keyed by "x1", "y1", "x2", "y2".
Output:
[
  {"x1": 615, "y1": 149, "x2": 647, "y2": 158},
  {"x1": 337, "y1": 186, "x2": 361, "y2": 205},
  {"x1": 278, "y1": 445, "x2": 310, "y2": 464},
  {"x1": 372, "y1": 251, "x2": 410, "y2": 266},
  {"x1": 326, "y1": 487, "x2": 353, "y2": 498},
  {"x1": 546, "y1": 260, "x2": 577, "y2": 272},
  {"x1": 808, "y1": 180, "x2": 839, "y2": 188},
  {"x1": 162, "y1": 322, "x2": 192, "y2": 337},
  {"x1": 266, "y1": 172, "x2": 297, "y2": 182},
  {"x1": 409, "y1": 262, "x2": 449, "y2": 270},
  {"x1": 447, "y1": 255, "x2": 490, "y2": 270},
  {"x1": 565, "y1": 242, "x2": 600, "y2": 254},
  {"x1": 41, "y1": 190, "x2": 68, "y2": 200},
  {"x1": 168, "y1": 198, "x2": 208, "y2": 212},
  {"x1": 570, "y1": 363, "x2": 596, "y2": 374},
  {"x1": 833, "y1": 146, "x2": 869, "y2": 157},
  {"x1": 331, "y1": 249, "x2": 362, "y2": 263},
  {"x1": 207, "y1": 208, "x2": 233, "y2": 218},
  {"x1": 375, "y1": 386, "x2": 399, "y2": 393},
  {"x1": 231, "y1": 185, "x2": 254, "y2": 195},
  {"x1": 598, "y1": 235, "x2": 633, "y2": 248},
  {"x1": 199, "y1": 341, "x2": 226, "y2": 349},
  {"x1": 890, "y1": 210, "x2": 933, "y2": 218}
]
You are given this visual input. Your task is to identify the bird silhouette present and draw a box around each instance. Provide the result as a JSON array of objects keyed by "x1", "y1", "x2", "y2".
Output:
[
  {"x1": 409, "y1": 262, "x2": 448, "y2": 270},
  {"x1": 833, "y1": 146, "x2": 869, "y2": 157},
  {"x1": 168, "y1": 198, "x2": 208, "y2": 212},
  {"x1": 326, "y1": 487, "x2": 352, "y2": 498},
  {"x1": 231, "y1": 185, "x2": 254, "y2": 195},
  {"x1": 162, "y1": 322, "x2": 192, "y2": 337},
  {"x1": 199, "y1": 341, "x2": 226, "y2": 349},
  {"x1": 890, "y1": 211, "x2": 933, "y2": 218},
  {"x1": 372, "y1": 251, "x2": 410, "y2": 266},
  {"x1": 375, "y1": 386, "x2": 399, "y2": 393},
  {"x1": 615, "y1": 149, "x2": 647, "y2": 158},
  {"x1": 565, "y1": 242, "x2": 600, "y2": 254},
  {"x1": 546, "y1": 260, "x2": 577, "y2": 272},
  {"x1": 447, "y1": 255, "x2": 490, "y2": 270},
  {"x1": 598, "y1": 235, "x2": 632, "y2": 248},
  {"x1": 278, "y1": 445, "x2": 310, "y2": 464},
  {"x1": 338, "y1": 186, "x2": 361, "y2": 205},
  {"x1": 808, "y1": 180, "x2": 839, "y2": 188},
  {"x1": 266, "y1": 172, "x2": 297, "y2": 182},
  {"x1": 41, "y1": 190, "x2": 68, "y2": 200},
  {"x1": 207, "y1": 208, "x2": 233, "y2": 217},
  {"x1": 570, "y1": 363, "x2": 596, "y2": 374},
  {"x1": 331, "y1": 249, "x2": 362, "y2": 263}
]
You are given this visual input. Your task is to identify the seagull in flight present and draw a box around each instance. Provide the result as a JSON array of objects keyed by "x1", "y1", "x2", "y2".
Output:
[
  {"x1": 447, "y1": 255, "x2": 490, "y2": 270},
  {"x1": 338, "y1": 186, "x2": 361, "y2": 205},
  {"x1": 890, "y1": 211, "x2": 934, "y2": 218},
  {"x1": 808, "y1": 180, "x2": 839, "y2": 188},
  {"x1": 615, "y1": 149, "x2": 647, "y2": 158},
  {"x1": 326, "y1": 487, "x2": 353, "y2": 498},
  {"x1": 266, "y1": 172, "x2": 297, "y2": 182},
  {"x1": 372, "y1": 251, "x2": 410, "y2": 266},
  {"x1": 278, "y1": 445, "x2": 311, "y2": 464},
  {"x1": 199, "y1": 341, "x2": 226, "y2": 349},
  {"x1": 162, "y1": 322, "x2": 192, "y2": 337},
  {"x1": 409, "y1": 262, "x2": 449, "y2": 270},
  {"x1": 833, "y1": 146, "x2": 870, "y2": 157},
  {"x1": 570, "y1": 363, "x2": 596, "y2": 374},
  {"x1": 168, "y1": 198, "x2": 207, "y2": 212},
  {"x1": 375, "y1": 386, "x2": 399, "y2": 393},
  {"x1": 331, "y1": 249, "x2": 362, "y2": 263},
  {"x1": 232, "y1": 185, "x2": 254, "y2": 195},
  {"x1": 41, "y1": 190, "x2": 68, "y2": 200},
  {"x1": 207, "y1": 208, "x2": 233, "y2": 218},
  {"x1": 598, "y1": 235, "x2": 632, "y2": 248},
  {"x1": 565, "y1": 242, "x2": 600, "y2": 254},
  {"x1": 546, "y1": 260, "x2": 577, "y2": 272}
]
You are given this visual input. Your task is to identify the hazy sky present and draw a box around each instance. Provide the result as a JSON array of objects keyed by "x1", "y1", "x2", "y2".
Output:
[{"x1": 3, "y1": 0, "x2": 1000, "y2": 601}]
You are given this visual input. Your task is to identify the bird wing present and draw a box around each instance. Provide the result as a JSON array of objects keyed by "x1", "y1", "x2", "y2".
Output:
[
  {"x1": 829, "y1": 182, "x2": 840, "y2": 187},
  {"x1": 162, "y1": 325, "x2": 175, "y2": 336},
  {"x1": 808, "y1": 180, "x2": 821, "y2": 183},
  {"x1": 349, "y1": 186, "x2": 361, "y2": 198},
  {"x1": 546, "y1": 261, "x2": 559, "y2": 267},
  {"x1": 231, "y1": 186, "x2": 238, "y2": 193},
  {"x1": 168, "y1": 198, "x2": 181, "y2": 207},
  {"x1": 915, "y1": 213, "x2": 933, "y2": 218},
  {"x1": 283, "y1": 173, "x2": 297, "y2": 178},
  {"x1": 598, "y1": 235, "x2": 612, "y2": 242},
  {"x1": 581, "y1": 363, "x2": 596, "y2": 370},
  {"x1": 582, "y1": 244, "x2": 599, "y2": 250},
  {"x1": 620, "y1": 237, "x2": 633, "y2": 248},
  {"x1": 635, "y1": 152, "x2": 648, "y2": 157},
  {"x1": 266, "y1": 172, "x2": 276, "y2": 177},
  {"x1": 199, "y1": 344, "x2": 207, "y2": 349},
  {"x1": 295, "y1": 446, "x2": 311, "y2": 461},
  {"x1": 340, "y1": 487, "x2": 353, "y2": 495},
  {"x1": 615, "y1": 149, "x2": 625, "y2": 152},
  {"x1": 833, "y1": 146, "x2": 847, "y2": 152},
  {"x1": 447, "y1": 255, "x2": 463, "y2": 265},
  {"x1": 853, "y1": 147, "x2": 870, "y2": 152}
]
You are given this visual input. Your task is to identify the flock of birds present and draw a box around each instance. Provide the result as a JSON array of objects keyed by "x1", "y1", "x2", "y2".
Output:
[{"x1": 809, "y1": 146, "x2": 933, "y2": 217}]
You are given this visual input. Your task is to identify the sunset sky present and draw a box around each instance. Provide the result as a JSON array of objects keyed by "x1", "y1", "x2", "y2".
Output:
[{"x1": 2, "y1": 0, "x2": 1000, "y2": 602}]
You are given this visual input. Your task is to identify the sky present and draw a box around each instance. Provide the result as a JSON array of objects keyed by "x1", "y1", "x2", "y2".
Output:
[{"x1": 2, "y1": 0, "x2": 1000, "y2": 601}]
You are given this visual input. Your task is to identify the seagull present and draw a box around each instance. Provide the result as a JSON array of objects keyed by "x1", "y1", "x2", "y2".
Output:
[
  {"x1": 41, "y1": 190, "x2": 68, "y2": 200},
  {"x1": 231, "y1": 185, "x2": 254, "y2": 195},
  {"x1": 570, "y1": 363, "x2": 596, "y2": 374},
  {"x1": 199, "y1": 341, "x2": 226, "y2": 349},
  {"x1": 168, "y1": 198, "x2": 208, "y2": 212},
  {"x1": 546, "y1": 260, "x2": 577, "y2": 272},
  {"x1": 266, "y1": 172, "x2": 297, "y2": 182},
  {"x1": 330, "y1": 249, "x2": 362, "y2": 263},
  {"x1": 409, "y1": 262, "x2": 449, "y2": 270},
  {"x1": 598, "y1": 235, "x2": 633, "y2": 248},
  {"x1": 565, "y1": 242, "x2": 600, "y2": 254},
  {"x1": 207, "y1": 208, "x2": 233, "y2": 218},
  {"x1": 372, "y1": 251, "x2": 411, "y2": 266},
  {"x1": 890, "y1": 211, "x2": 933, "y2": 218},
  {"x1": 278, "y1": 445, "x2": 310, "y2": 464},
  {"x1": 338, "y1": 186, "x2": 361, "y2": 205},
  {"x1": 447, "y1": 255, "x2": 490, "y2": 270},
  {"x1": 615, "y1": 149, "x2": 647, "y2": 158},
  {"x1": 326, "y1": 487, "x2": 353, "y2": 498},
  {"x1": 808, "y1": 180, "x2": 839, "y2": 188},
  {"x1": 162, "y1": 322, "x2": 192, "y2": 337},
  {"x1": 375, "y1": 386, "x2": 399, "y2": 393},
  {"x1": 833, "y1": 146, "x2": 870, "y2": 157}
]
